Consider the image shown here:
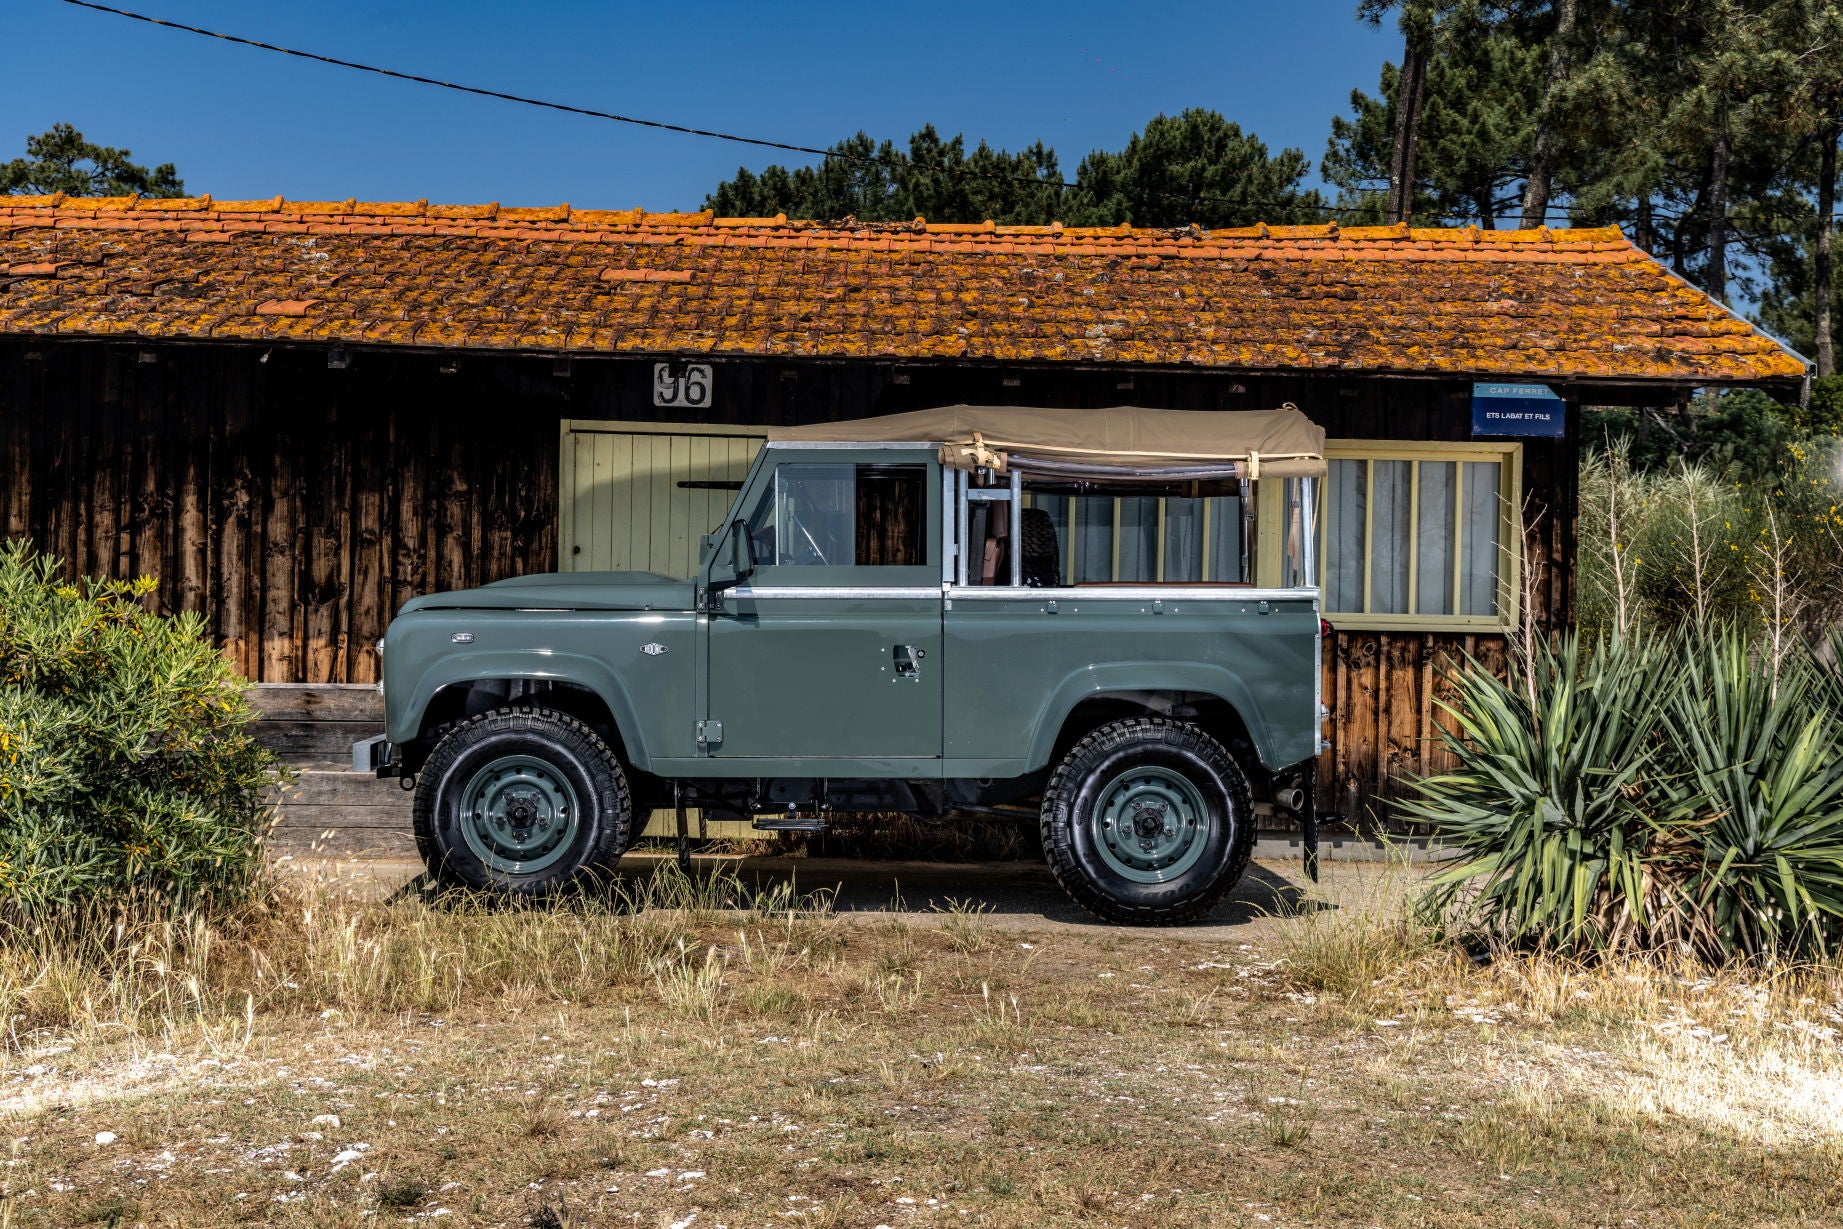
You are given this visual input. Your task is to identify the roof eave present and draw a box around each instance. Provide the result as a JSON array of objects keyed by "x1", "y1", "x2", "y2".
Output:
[{"x1": 0, "y1": 329, "x2": 1805, "y2": 392}]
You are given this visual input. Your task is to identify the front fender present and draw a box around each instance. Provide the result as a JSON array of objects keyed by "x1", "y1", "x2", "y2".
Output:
[
  {"x1": 389, "y1": 649, "x2": 655, "y2": 770},
  {"x1": 1024, "y1": 661, "x2": 1305, "y2": 774}
]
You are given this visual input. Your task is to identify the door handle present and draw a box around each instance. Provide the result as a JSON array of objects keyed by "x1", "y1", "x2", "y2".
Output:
[{"x1": 892, "y1": 644, "x2": 923, "y2": 680}]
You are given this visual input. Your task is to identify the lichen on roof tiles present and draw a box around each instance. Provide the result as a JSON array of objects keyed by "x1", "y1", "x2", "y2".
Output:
[{"x1": 0, "y1": 196, "x2": 1806, "y2": 384}]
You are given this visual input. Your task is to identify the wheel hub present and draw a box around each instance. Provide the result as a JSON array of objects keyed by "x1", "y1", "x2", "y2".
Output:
[{"x1": 1130, "y1": 799, "x2": 1170, "y2": 842}]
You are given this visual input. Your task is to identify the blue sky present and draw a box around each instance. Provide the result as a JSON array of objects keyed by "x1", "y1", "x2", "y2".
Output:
[{"x1": 6, "y1": 1, "x2": 1401, "y2": 211}]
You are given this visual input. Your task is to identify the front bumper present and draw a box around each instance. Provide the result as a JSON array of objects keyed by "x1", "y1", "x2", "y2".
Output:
[{"x1": 352, "y1": 734, "x2": 395, "y2": 775}]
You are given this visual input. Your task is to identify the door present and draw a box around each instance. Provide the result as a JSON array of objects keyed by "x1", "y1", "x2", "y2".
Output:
[
  {"x1": 706, "y1": 451, "x2": 943, "y2": 761},
  {"x1": 559, "y1": 421, "x2": 765, "y2": 576}
]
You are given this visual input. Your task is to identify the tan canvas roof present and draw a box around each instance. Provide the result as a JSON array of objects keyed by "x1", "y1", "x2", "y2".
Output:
[{"x1": 770, "y1": 405, "x2": 1327, "y2": 479}]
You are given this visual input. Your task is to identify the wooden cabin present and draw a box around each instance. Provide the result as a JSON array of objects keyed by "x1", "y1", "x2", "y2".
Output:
[{"x1": 0, "y1": 197, "x2": 1806, "y2": 854}]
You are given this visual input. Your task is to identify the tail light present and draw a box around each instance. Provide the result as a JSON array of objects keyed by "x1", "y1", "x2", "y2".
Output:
[{"x1": 1319, "y1": 619, "x2": 1334, "y2": 639}]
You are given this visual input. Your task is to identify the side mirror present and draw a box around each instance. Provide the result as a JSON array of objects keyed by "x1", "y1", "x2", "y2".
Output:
[{"x1": 709, "y1": 519, "x2": 755, "y2": 592}]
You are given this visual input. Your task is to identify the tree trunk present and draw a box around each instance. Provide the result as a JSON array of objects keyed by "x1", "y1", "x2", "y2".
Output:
[
  {"x1": 1818, "y1": 121, "x2": 1838, "y2": 378},
  {"x1": 1708, "y1": 97, "x2": 1731, "y2": 304},
  {"x1": 1522, "y1": 0, "x2": 1580, "y2": 229},
  {"x1": 1635, "y1": 198, "x2": 1655, "y2": 255},
  {"x1": 1387, "y1": 34, "x2": 1431, "y2": 224}
]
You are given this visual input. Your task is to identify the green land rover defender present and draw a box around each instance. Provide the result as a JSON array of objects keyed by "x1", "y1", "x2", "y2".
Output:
[{"x1": 357, "y1": 405, "x2": 1330, "y2": 924}]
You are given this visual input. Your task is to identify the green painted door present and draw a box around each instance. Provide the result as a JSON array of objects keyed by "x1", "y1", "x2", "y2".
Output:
[
  {"x1": 705, "y1": 450, "x2": 944, "y2": 762},
  {"x1": 559, "y1": 422, "x2": 764, "y2": 577},
  {"x1": 708, "y1": 591, "x2": 943, "y2": 759}
]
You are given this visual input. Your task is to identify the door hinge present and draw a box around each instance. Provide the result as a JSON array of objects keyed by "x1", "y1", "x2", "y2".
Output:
[{"x1": 696, "y1": 719, "x2": 723, "y2": 750}]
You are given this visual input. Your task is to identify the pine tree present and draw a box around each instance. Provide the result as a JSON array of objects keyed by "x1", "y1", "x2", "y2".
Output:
[
  {"x1": 1358, "y1": 1, "x2": 1502, "y2": 222},
  {"x1": 1771, "y1": 0, "x2": 1843, "y2": 376},
  {"x1": 704, "y1": 113, "x2": 1320, "y2": 228},
  {"x1": 1064, "y1": 110, "x2": 1323, "y2": 228},
  {"x1": 707, "y1": 128, "x2": 1062, "y2": 224},
  {"x1": 1324, "y1": 26, "x2": 1542, "y2": 226},
  {"x1": 1, "y1": 123, "x2": 185, "y2": 197},
  {"x1": 1567, "y1": 1, "x2": 1805, "y2": 301},
  {"x1": 1522, "y1": 0, "x2": 1584, "y2": 227}
]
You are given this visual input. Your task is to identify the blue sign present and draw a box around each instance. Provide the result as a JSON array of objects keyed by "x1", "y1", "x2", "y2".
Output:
[{"x1": 1472, "y1": 382, "x2": 1565, "y2": 438}]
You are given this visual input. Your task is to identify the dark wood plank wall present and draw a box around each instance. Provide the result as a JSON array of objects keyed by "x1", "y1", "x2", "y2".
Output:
[{"x1": 0, "y1": 338, "x2": 1581, "y2": 822}]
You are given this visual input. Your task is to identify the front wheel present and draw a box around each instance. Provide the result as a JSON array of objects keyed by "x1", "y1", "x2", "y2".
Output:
[
  {"x1": 413, "y1": 707, "x2": 633, "y2": 895},
  {"x1": 1041, "y1": 717, "x2": 1253, "y2": 925}
]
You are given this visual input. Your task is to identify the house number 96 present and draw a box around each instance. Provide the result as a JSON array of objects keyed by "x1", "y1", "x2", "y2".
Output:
[{"x1": 654, "y1": 363, "x2": 713, "y2": 409}]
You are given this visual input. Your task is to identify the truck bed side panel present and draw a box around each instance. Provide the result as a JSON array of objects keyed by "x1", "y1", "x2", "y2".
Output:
[{"x1": 942, "y1": 590, "x2": 1317, "y2": 774}]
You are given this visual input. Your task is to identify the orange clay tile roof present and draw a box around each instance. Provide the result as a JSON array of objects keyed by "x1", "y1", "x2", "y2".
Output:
[{"x1": 0, "y1": 195, "x2": 1807, "y2": 384}]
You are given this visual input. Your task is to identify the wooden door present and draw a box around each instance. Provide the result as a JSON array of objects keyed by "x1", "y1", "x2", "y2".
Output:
[{"x1": 558, "y1": 422, "x2": 766, "y2": 577}]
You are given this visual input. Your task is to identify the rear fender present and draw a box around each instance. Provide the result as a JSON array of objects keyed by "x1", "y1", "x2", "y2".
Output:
[{"x1": 1027, "y1": 662, "x2": 1289, "y2": 773}]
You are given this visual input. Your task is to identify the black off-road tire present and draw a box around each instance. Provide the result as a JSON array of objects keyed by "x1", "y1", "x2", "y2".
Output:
[
  {"x1": 1041, "y1": 717, "x2": 1254, "y2": 925},
  {"x1": 413, "y1": 707, "x2": 633, "y2": 896}
]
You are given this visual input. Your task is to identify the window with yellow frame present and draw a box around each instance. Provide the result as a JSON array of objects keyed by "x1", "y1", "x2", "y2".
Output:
[
  {"x1": 1022, "y1": 440, "x2": 1522, "y2": 631},
  {"x1": 1282, "y1": 440, "x2": 1523, "y2": 631}
]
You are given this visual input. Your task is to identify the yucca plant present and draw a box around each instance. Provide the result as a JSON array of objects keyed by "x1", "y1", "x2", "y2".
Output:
[
  {"x1": 1406, "y1": 626, "x2": 1843, "y2": 962},
  {"x1": 1407, "y1": 630, "x2": 1690, "y2": 952},
  {"x1": 0, "y1": 541, "x2": 282, "y2": 919},
  {"x1": 1654, "y1": 629, "x2": 1843, "y2": 958}
]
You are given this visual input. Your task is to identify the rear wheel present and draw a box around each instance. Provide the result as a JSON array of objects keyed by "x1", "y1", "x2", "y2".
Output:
[
  {"x1": 1041, "y1": 717, "x2": 1253, "y2": 925},
  {"x1": 414, "y1": 707, "x2": 633, "y2": 895}
]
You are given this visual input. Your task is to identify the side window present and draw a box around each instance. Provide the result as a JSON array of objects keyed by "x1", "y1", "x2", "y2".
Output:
[
  {"x1": 747, "y1": 463, "x2": 926, "y2": 568},
  {"x1": 1021, "y1": 490, "x2": 1251, "y2": 583}
]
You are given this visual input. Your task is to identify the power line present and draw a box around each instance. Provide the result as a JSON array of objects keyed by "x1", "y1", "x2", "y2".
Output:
[
  {"x1": 35, "y1": 0, "x2": 1669, "y2": 227},
  {"x1": 58, "y1": 0, "x2": 1356, "y2": 220},
  {"x1": 51, "y1": 1, "x2": 1843, "y2": 232}
]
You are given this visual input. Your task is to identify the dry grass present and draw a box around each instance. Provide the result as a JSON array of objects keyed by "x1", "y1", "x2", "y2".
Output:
[{"x1": 2, "y1": 862, "x2": 1842, "y2": 1227}]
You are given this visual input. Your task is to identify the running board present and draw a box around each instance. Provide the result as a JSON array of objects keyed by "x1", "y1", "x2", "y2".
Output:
[{"x1": 751, "y1": 817, "x2": 830, "y2": 833}]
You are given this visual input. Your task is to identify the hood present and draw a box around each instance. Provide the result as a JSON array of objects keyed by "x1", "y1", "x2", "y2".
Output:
[{"x1": 398, "y1": 571, "x2": 697, "y2": 614}]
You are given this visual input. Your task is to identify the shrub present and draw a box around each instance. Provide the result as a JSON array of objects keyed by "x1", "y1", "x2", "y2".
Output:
[
  {"x1": 1576, "y1": 434, "x2": 1843, "y2": 640},
  {"x1": 1405, "y1": 626, "x2": 1843, "y2": 962},
  {"x1": 0, "y1": 541, "x2": 281, "y2": 917}
]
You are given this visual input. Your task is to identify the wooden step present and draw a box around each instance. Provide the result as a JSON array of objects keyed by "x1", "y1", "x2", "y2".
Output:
[
  {"x1": 253, "y1": 719, "x2": 383, "y2": 760},
  {"x1": 267, "y1": 826, "x2": 418, "y2": 858},
  {"x1": 270, "y1": 767, "x2": 413, "y2": 849},
  {"x1": 250, "y1": 683, "x2": 383, "y2": 723}
]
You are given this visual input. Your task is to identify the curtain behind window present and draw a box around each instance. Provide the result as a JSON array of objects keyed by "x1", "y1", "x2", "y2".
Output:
[{"x1": 1319, "y1": 454, "x2": 1505, "y2": 619}]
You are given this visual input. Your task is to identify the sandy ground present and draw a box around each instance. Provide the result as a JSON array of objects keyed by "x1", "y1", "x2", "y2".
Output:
[{"x1": 272, "y1": 850, "x2": 1417, "y2": 942}]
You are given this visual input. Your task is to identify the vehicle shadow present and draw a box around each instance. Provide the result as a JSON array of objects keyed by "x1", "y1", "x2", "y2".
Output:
[
  {"x1": 633, "y1": 852, "x2": 1328, "y2": 930},
  {"x1": 380, "y1": 852, "x2": 1339, "y2": 931}
]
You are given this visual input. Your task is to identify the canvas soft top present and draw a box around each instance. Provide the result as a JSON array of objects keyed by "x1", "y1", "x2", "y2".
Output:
[{"x1": 768, "y1": 404, "x2": 1327, "y2": 480}]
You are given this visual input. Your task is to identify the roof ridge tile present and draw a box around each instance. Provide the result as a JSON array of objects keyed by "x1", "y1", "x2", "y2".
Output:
[
  {"x1": 1341, "y1": 223, "x2": 1408, "y2": 243},
  {"x1": 428, "y1": 202, "x2": 500, "y2": 220},
  {"x1": 131, "y1": 195, "x2": 212, "y2": 212},
  {"x1": 639, "y1": 210, "x2": 715, "y2": 228},
  {"x1": 212, "y1": 198, "x2": 285, "y2": 213},
  {"x1": 1269, "y1": 224, "x2": 1341, "y2": 241},
  {"x1": 61, "y1": 195, "x2": 142, "y2": 211}
]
